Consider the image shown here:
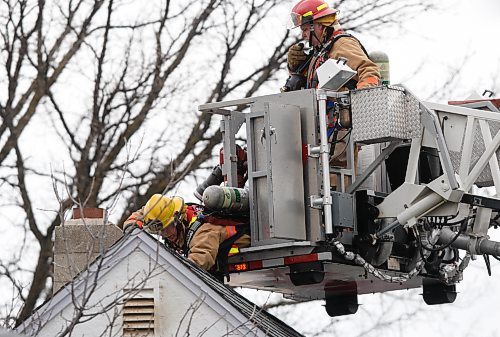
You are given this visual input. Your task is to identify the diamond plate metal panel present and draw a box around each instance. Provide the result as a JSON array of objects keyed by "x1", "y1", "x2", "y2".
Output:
[
  {"x1": 351, "y1": 86, "x2": 421, "y2": 144},
  {"x1": 405, "y1": 93, "x2": 422, "y2": 139}
]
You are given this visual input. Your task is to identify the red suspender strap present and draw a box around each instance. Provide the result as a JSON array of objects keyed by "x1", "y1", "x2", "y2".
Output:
[{"x1": 332, "y1": 30, "x2": 345, "y2": 38}]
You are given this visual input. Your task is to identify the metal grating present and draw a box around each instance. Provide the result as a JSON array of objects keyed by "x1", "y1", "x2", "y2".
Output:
[{"x1": 123, "y1": 291, "x2": 155, "y2": 337}]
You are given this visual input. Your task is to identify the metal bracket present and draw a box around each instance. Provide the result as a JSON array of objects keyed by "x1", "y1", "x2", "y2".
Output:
[
  {"x1": 310, "y1": 196, "x2": 323, "y2": 209},
  {"x1": 307, "y1": 143, "x2": 329, "y2": 158},
  {"x1": 260, "y1": 125, "x2": 277, "y2": 144},
  {"x1": 307, "y1": 144, "x2": 320, "y2": 158},
  {"x1": 426, "y1": 174, "x2": 464, "y2": 202},
  {"x1": 310, "y1": 195, "x2": 332, "y2": 210}
]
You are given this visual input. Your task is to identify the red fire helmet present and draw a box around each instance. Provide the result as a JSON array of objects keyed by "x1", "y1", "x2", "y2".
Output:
[{"x1": 290, "y1": 0, "x2": 338, "y2": 28}]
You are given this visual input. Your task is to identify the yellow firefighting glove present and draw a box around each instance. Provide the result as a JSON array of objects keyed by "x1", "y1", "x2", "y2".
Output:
[{"x1": 287, "y1": 43, "x2": 307, "y2": 72}]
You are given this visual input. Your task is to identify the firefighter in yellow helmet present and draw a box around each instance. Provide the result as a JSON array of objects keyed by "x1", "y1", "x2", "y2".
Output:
[
  {"x1": 123, "y1": 194, "x2": 250, "y2": 272},
  {"x1": 287, "y1": 0, "x2": 380, "y2": 90}
]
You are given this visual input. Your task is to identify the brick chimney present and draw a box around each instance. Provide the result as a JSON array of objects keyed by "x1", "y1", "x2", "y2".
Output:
[{"x1": 53, "y1": 207, "x2": 123, "y2": 293}]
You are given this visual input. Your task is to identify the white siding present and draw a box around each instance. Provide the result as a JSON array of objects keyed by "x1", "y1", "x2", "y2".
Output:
[{"x1": 31, "y1": 249, "x2": 246, "y2": 337}]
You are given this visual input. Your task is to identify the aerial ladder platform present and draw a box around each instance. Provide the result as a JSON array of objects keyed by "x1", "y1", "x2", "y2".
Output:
[{"x1": 198, "y1": 67, "x2": 500, "y2": 317}]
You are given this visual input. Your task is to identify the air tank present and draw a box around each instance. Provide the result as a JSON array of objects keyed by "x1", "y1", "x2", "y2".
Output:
[
  {"x1": 194, "y1": 165, "x2": 223, "y2": 201},
  {"x1": 369, "y1": 51, "x2": 390, "y2": 85},
  {"x1": 202, "y1": 185, "x2": 249, "y2": 212}
]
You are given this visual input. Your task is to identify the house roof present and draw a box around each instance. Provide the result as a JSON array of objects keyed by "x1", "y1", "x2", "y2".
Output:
[
  {"x1": 19, "y1": 228, "x2": 304, "y2": 337},
  {"x1": 172, "y1": 240, "x2": 305, "y2": 337}
]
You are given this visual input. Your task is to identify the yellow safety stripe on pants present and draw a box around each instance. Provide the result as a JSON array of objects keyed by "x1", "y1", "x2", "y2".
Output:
[{"x1": 229, "y1": 245, "x2": 239, "y2": 256}]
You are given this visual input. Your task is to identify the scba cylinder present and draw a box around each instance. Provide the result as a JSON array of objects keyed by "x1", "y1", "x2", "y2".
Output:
[
  {"x1": 202, "y1": 186, "x2": 249, "y2": 212},
  {"x1": 369, "y1": 51, "x2": 390, "y2": 85},
  {"x1": 194, "y1": 165, "x2": 223, "y2": 201}
]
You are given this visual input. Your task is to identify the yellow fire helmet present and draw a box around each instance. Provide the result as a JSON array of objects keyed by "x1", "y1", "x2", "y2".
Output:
[{"x1": 143, "y1": 194, "x2": 185, "y2": 228}]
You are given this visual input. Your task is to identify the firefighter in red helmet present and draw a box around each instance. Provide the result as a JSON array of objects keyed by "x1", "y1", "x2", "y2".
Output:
[
  {"x1": 287, "y1": 0, "x2": 380, "y2": 90},
  {"x1": 286, "y1": 0, "x2": 381, "y2": 185}
]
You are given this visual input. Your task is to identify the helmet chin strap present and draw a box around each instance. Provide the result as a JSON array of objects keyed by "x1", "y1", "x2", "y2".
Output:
[
  {"x1": 308, "y1": 22, "x2": 314, "y2": 48},
  {"x1": 309, "y1": 23, "x2": 326, "y2": 50}
]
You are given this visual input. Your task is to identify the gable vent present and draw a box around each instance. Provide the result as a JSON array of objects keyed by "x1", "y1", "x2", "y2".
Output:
[{"x1": 123, "y1": 289, "x2": 155, "y2": 337}]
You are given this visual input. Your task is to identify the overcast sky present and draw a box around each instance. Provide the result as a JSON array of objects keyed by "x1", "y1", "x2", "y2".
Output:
[{"x1": 365, "y1": 0, "x2": 500, "y2": 100}]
